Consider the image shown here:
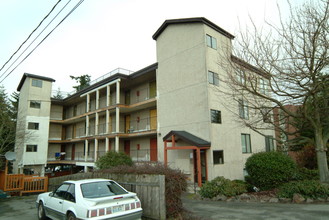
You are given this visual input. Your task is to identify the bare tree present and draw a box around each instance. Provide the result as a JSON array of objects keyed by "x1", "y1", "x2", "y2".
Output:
[{"x1": 221, "y1": 0, "x2": 329, "y2": 182}]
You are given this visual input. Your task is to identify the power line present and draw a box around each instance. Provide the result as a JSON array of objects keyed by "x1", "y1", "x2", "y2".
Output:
[
  {"x1": 0, "y1": 0, "x2": 85, "y2": 84},
  {"x1": 0, "y1": 0, "x2": 62, "y2": 76},
  {"x1": 0, "y1": 0, "x2": 72, "y2": 81}
]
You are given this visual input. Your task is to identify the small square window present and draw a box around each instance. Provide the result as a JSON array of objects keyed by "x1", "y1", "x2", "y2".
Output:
[
  {"x1": 210, "y1": 109, "x2": 222, "y2": 123},
  {"x1": 30, "y1": 101, "x2": 41, "y2": 109},
  {"x1": 213, "y1": 150, "x2": 224, "y2": 164},
  {"x1": 206, "y1": 34, "x2": 217, "y2": 49},
  {"x1": 32, "y1": 79, "x2": 43, "y2": 88},
  {"x1": 28, "y1": 122, "x2": 39, "y2": 130},
  {"x1": 26, "y1": 145, "x2": 37, "y2": 152},
  {"x1": 208, "y1": 71, "x2": 219, "y2": 86}
]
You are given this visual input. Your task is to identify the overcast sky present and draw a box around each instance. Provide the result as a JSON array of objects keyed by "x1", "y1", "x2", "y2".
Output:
[{"x1": 0, "y1": 0, "x2": 304, "y2": 95}]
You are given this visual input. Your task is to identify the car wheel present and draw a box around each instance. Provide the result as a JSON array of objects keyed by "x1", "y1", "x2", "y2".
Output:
[
  {"x1": 67, "y1": 212, "x2": 76, "y2": 220},
  {"x1": 37, "y1": 202, "x2": 47, "y2": 220}
]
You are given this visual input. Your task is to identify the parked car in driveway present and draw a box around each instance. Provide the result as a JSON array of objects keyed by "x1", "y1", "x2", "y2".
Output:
[{"x1": 36, "y1": 178, "x2": 142, "y2": 220}]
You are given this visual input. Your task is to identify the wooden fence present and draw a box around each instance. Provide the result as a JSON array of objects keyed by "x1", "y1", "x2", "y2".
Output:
[
  {"x1": 49, "y1": 172, "x2": 166, "y2": 220},
  {"x1": 0, "y1": 171, "x2": 48, "y2": 195}
]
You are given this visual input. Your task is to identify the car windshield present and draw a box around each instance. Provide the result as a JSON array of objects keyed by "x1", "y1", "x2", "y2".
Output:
[{"x1": 81, "y1": 181, "x2": 128, "y2": 198}]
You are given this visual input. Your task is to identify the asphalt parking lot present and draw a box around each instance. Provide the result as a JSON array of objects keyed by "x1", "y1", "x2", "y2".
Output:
[{"x1": 1, "y1": 193, "x2": 329, "y2": 220}]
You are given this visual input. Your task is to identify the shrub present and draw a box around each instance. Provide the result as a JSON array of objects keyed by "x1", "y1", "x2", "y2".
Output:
[
  {"x1": 245, "y1": 151, "x2": 297, "y2": 190},
  {"x1": 199, "y1": 176, "x2": 247, "y2": 198},
  {"x1": 278, "y1": 180, "x2": 329, "y2": 199},
  {"x1": 295, "y1": 167, "x2": 319, "y2": 181},
  {"x1": 95, "y1": 151, "x2": 133, "y2": 169},
  {"x1": 98, "y1": 162, "x2": 187, "y2": 219}
]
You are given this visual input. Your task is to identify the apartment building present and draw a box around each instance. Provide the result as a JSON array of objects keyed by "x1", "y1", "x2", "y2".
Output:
[{"x1": 14, "y1": 17, "x2": 275, "y2": 186}]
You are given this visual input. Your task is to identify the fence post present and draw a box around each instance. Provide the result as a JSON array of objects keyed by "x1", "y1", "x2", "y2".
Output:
[{"x1": 158, "y1": 175, "x2": 166, "y2": 220}]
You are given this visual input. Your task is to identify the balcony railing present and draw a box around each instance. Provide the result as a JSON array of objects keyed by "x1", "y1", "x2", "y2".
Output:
[{"x1": 48, "y1": 149, "x2": 157, "y2": 163}]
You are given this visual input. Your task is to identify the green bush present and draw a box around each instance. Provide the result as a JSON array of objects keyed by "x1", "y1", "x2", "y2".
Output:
[
  {"x1": 245, "y1": 151, "x2": 297, "y2": 190},
  {"x1": 95, "y1": 151, "x2": 133, "y2": 169},
  {"x1": 199, "y1": 176, "x2": 247, "y2": 198},
  {"x1": 278, "y1": 180, "x2": 329, "y2": 199}
]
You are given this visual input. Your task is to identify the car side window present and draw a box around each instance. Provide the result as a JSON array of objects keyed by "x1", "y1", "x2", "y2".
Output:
[
  {"x1": 54, "y1": 183, "x2": 70, "y2": 199},
  {"x1": 65, "y1": 184, "x2": 76, "y2": 203}
]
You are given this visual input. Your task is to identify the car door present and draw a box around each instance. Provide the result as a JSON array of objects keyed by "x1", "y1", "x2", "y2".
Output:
[{"x1": 45, "y1": 183, "x2": 70, "y2": 219}]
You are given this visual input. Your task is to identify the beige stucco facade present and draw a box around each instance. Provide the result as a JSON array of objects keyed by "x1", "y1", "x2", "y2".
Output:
[{"x1": 14, "y1": 18, "x2": 275, "y2": 183}]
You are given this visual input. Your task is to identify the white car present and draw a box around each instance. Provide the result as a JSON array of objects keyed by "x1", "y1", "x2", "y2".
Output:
[{"x1": 36, "y1": 178, "x2": 142, "y2": 220}]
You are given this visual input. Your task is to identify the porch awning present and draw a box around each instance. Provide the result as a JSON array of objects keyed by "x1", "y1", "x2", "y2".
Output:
[{"x1": 162, "y1": 130, "x2": 210, "y2": 147}]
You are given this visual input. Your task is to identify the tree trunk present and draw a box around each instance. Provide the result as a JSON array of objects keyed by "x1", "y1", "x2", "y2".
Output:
[
  {"x1": 316, "y1": 150, "x2": 329, "y2": 183},
  {"x1": 315, "y1": 131, "x2": 329, "y2": 183}
]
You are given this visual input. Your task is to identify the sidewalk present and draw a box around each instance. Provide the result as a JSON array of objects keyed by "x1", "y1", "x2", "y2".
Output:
[{"x1": 182, "y1": 193, "x2": 329, "y2": 220}]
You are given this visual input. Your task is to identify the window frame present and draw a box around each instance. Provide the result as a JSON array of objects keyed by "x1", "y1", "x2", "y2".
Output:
[
  {"x1": 28, "y1": 122, "x2": 39, "y2": 130},
  {"x1": 241, "y1": 133, "x2": 252, "y2": 153},
  {"x1": 210, "y1": 109, "x2": 222, "y2": 124},
  {"x1": 26, "y1": 144, "x2": 38, "y2": 152},
  {"x1": 206, "y1": 34, "x2": 217, "y2": 49},
  {"x1": 30, "y1": 100, "x2": 41, "y2": 109},
  {"x1": 265, "y1": 135, "x2": 275, "y2": 152},
  {"x1": 32, "y1": 79, "x2": 43, "y2": 88},
  {"x1": 208, "y1": 71, "x2": 219, "y2": 86},
  {"x1": 213, "y1": 150, "x2": 224, "y2": 165},
  {"x1": 238, "y1": 99, "x2": 249, "y2": 119}
]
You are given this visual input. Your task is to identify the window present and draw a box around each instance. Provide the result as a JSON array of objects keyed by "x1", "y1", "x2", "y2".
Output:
[
  {"x1": 265, "y1": 135, "x2": 275, "y2": 152},
  {"x1": 206, "y1": 34, "x2": 217, "y2": 49},
  {"x1": 32, "y1": 79, "x2": 43, "y2": 88},
  {"x1": 54, "y1": 183, "x2": 70, "y2": 199},
  {"x1": 81, "y1": 181, "x2": 128, "y2": 198},
  {"x1": 238, "y1": 99, "x2": 249, "y2": 119},
  {"x1": 236, "y1": 69, "x2": 246, "y2": 85},
  {"x1": 213, "y1": 150, "x2": 224, "y2": 164},
  {"x1": 259, "y1": 78, "x2": 268, "y2": 94},
  {"x1": 30, "y1": 100, "x2": 41, "y2": 109},
  {"x1": 28, "y1": 122, "x2": 39, "y2": 130},
  {"x1": 210, "y1": 109, "x2": 222, "y2": 123},
  {"x1": 261, "y1": 107, "x2": 272, "y2": 123},
  {"x1": 208, "y1": 71, "x2": 219, "y2": 86},
  {"x1": 26, "y1": 145, "x2": 37, "y2": 152},
  {"x1": 241, "y1": 134, "x2": 251, "y2": 153}
]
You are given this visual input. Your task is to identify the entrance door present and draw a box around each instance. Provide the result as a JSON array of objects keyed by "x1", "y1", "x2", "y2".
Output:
[
  {"x1": 193, "y1": 150, "x2": 207, "y2": 183},
  {"x1": 150, "y1": 138, "x2": 158, "y2": 161},
  {"x1": 150, "y1": 109, "x2": 157, "y2": 130},
  {"x1": 124, "y1": 140, "x2": 130, "y2": 156}
]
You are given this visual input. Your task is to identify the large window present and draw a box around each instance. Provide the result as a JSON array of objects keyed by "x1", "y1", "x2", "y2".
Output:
[
  {"x1": 238, "y1": 99, "x2": 249, "y2": 119},
  {"x1": 265, "y1": 135, "x2": 275, "y2": 152},
  {"x1": 28, "y1": 122, "x2": 39, "y2": 130},
  {"x1": 30, "y1": 100, "x2": 41, "y2": 109},
  {"x1": 26, "y1": 145, "x2": 37, "y2": 152},
  {"x1": 241, "y1": 134, "x2": 251, "y2": 153},
  {"x1": 32, "y1": 79, "x2": 43, "y2": 88},
  {"x1": 206, "y1": 34, "x2": 217, "y2": 49},
  {"x1": 210, "y1": 109, "x2": 222, "y2": 123},
  {"x1": 208, "y1": 71, "x2": 219, "y2": 86},
  {"x1": 213, "y1": 150, "x2": 224, "y2": 164}
]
